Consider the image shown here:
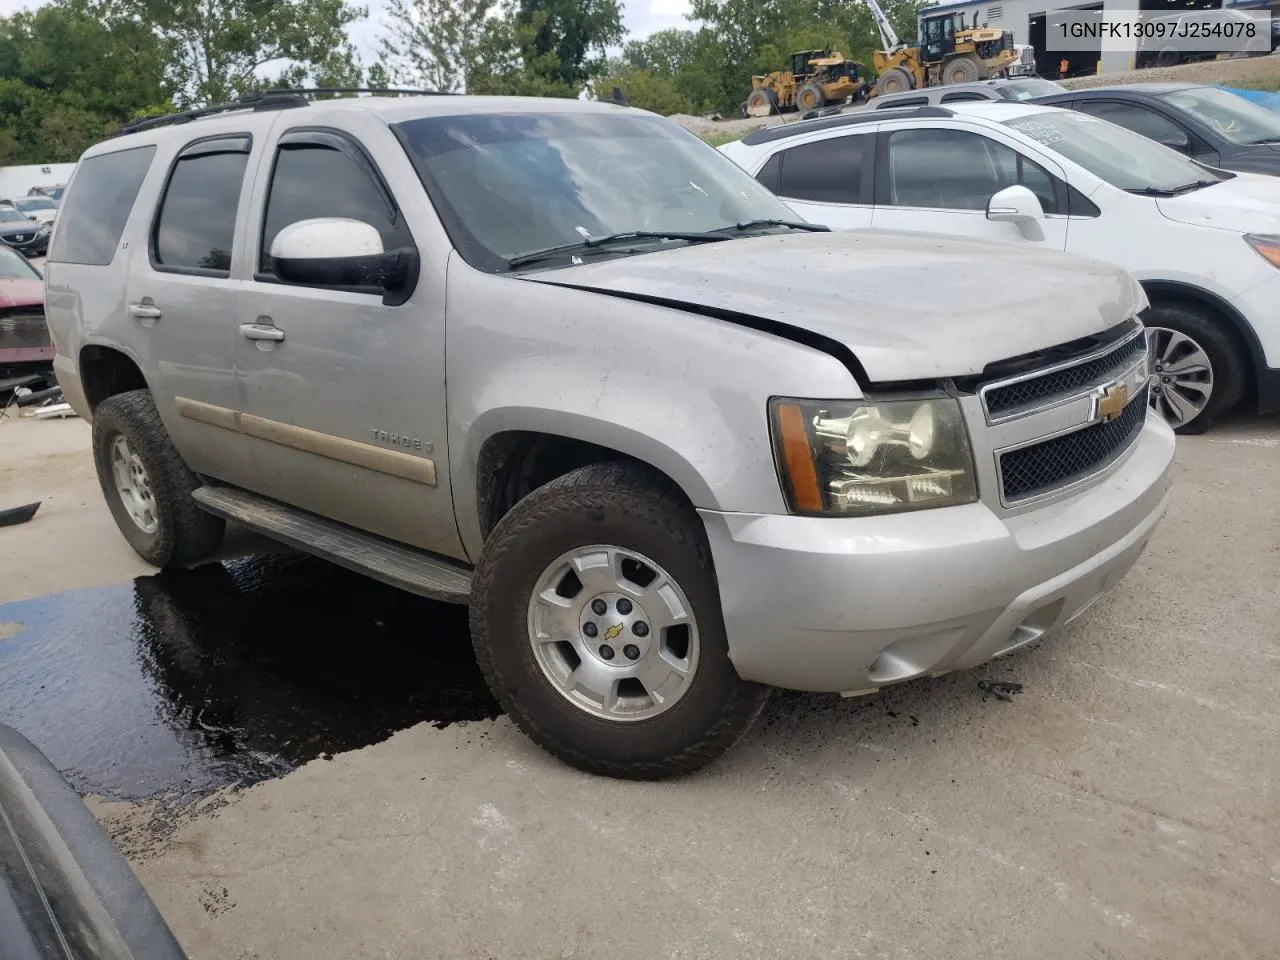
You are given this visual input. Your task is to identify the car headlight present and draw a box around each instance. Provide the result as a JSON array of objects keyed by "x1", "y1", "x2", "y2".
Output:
[
  {"x1": 770, "y1": 397, "x2": 978, "y2": 516},
  {"x1": 1244, "y1": 234, "x2": 1280, "y2": 269}
]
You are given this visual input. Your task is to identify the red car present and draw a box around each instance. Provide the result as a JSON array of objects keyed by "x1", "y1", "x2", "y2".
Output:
[{"x1": 0, "y1": 243, "x2": 50, "y2": 382}]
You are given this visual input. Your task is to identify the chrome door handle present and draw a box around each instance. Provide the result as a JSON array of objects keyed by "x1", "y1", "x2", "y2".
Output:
[
  {"x1": 128, "y1": 302, "x2": 162, "y2": 322},
  {"x1": 239, "y1": 323, "x2": 285, "y2": 342}
]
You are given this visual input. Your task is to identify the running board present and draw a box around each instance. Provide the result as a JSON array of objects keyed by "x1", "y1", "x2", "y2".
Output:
[{"x1": 191, "y1": 485, "x2": 473, "y2": 603}]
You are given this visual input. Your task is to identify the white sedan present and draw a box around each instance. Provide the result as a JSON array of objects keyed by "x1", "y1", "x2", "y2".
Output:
[{"x1": 720, "y1": 101, "x2": 1280, "y2": 433}]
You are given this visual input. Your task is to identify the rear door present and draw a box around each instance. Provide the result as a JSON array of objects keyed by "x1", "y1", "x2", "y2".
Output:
[
  {"x1": 752, "y1": 129, "x2": 877, "y2": 230},
  {"x1": 869, "y1": 122, "x2": 1070, "y2": 249},
  {"x1": 124, "y1": 128, "x2": 263, "y2": 487}
]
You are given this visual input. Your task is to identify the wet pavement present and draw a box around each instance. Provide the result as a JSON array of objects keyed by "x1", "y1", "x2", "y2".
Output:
[{"x1": 0, "y1": 554, "x2": 499, "y2": 802}]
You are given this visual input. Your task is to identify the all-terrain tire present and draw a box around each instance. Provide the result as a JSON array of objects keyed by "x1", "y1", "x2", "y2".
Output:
[
  {"x1": 469, "y1": 461, "x2": 770, "y2": 780},
  {"x1": 1143, "y1": 301, "x2": 1248, "y2": 435},
  {"x1": 92, "y1": 389, "x2": 225, "y2": 566},
  {"x1": 874, "y1": 67, "x2": 913, "y2": 96},
  {"x1": 943, "y1": 54, "x2": 981, "y2": 85}
]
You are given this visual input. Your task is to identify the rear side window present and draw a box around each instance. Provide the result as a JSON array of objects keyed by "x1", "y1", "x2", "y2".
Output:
[
  {"x1": 48, "y1": 145, "x2": 155, "y2": 266},
  {"x1": 877, "y1": 96, "x2": 929, "y2": 109},
  {"x1": 259, "y1": 138, "x2": 412, "y2": 274},
  {"x1": 754, "y1": 153, "x2": 782, "y2": 192},
  {"x1": 153, "y1": 139, "x2": 251, "y2": 274},
  {"x1": 941, "y1": 92, "x2": 988, "y2": 102},
  {"x1": 775, "y1": 135, "x2": 869, "y2": 204}
]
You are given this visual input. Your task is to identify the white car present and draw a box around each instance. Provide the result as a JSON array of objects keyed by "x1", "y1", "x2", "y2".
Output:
[
  {"x1": 720, "y1": 102, "x2": 1280, "y2": 432},
  {"x1": 6, "y1": 196, "x2": 57, "y2": 224}
]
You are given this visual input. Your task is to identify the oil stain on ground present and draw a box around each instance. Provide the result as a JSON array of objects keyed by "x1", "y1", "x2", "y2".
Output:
[{"x1": 0, "y1": 554, "x2": 500, "y2": 803}]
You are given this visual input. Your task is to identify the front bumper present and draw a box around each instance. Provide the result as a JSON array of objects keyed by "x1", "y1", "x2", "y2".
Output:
[
  {"x1": 699, "y1": 415, "x2": 1175, "y2": 693},
  {"x1": 0, "y1": 235, "x2": 49, "y2": 256}
]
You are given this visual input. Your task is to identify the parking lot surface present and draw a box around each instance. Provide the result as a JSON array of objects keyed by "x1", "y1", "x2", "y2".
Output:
[{"x1": 1, "y1": 411, "x2": 1277, "y2": 959}]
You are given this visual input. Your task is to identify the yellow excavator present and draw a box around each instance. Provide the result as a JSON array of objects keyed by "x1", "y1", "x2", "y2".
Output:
[
  {"x1": 744, "y1": 48, "x2": 869, "y2": 117},
  {"x1": 865, "y1": 0, "x2": 1021, "y2": 96}
]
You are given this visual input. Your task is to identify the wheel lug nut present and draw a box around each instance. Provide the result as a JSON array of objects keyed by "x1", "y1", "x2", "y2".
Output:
[
  {"x1": 632, "y1": 622, "x2": 649, "y2": 637},
  {"x1": 599, "y1": 644, "x2": 615, "y2": 661},
  {"x1": 591, "y1": 599, "x2": 607, "y2": 616},
  {"x1": 1162, "y1": 377, "x2": 1171, "y2": 384},
  {"x1": 616, "y1": 598, "x2": 632, "y2": 615},
  {"x1": 623, "y1": 644, "x2": 640, "y2": 661},
  {"x1": 583, "y1": 622, "x2": 598, "y2": 638}
]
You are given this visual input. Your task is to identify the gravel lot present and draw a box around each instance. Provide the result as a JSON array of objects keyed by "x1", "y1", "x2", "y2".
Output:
[{"x1": 1, "y1": 409, "x2": 1277, "y2": 960}]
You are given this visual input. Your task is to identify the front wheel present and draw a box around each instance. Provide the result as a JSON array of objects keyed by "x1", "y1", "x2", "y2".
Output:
[
  {"x1": 1143, "y1": 302, "x2": 1246, "y2": 434},
  {"x1": 469, "y1": 462, "x2": 770, "y2": 780}
]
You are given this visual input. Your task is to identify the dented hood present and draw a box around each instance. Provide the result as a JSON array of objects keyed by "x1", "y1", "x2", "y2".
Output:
[
  {"x1": 529, "y1": 230, "x2": 1144, "y2": 382},
  {"x1": 1155, "y1": 172, "x2": 1280, "y2": 235}
]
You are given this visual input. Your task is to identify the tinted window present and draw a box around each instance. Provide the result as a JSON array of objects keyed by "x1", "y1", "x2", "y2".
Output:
[
  {"x1": 154, "y1": 147, "x2": 250, "y2": 273},
  {"x1": 886, "y1": 128, "x2": 1058, "y2": 213},
  {"x1": 755, "y1": 153, "x2": 782, "y2": 192},
  {"x1": 776, "y1": 135, "x2": 868, "y2": 203},
  {"x1": 48, "y1": 146, "x2": 155, "y2": 266},
  {"x1": 877, "y1": 96, "x2": 929, "y2": 109},
  {"x1": 261, "y1": 142, "x2": 411, "y2": 273},
  {"x1": 1159, "y1": 86, "x2": 1280, "y2": 145},
  {"x1": 941, "y1": 92, "x2": 990, "y2": 102},
  {"x1": 1071, "y1": 101, "x2": 1190, "y2": 148}
]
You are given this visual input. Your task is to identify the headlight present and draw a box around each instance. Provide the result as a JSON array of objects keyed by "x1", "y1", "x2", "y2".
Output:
[
  {"x1": 1244, "y1": 234, "x2": 1280, "y2": 269},
  {"x1": 770, "y1": 397, "x2": 978, "y2": 516}
]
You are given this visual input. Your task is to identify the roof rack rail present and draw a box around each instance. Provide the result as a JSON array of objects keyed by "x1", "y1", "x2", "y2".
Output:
[
  {"x1": 740, "y1": 104, "x2": 952, "y2": 146},
  {"x1": 117, "y1": 87, "x2": 447, "y2": 137}
]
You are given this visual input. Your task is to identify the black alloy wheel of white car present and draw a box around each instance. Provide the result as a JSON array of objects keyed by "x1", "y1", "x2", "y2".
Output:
[
  {"x1": 91, "y1": 389, "x2": 225, "y2": 567},
  {"x1": 469, "y1": 461, "x2": 771, "y2": 780},
  {"x1": 1142, "y1": 302, "x2": 1246, "y2": 434}
]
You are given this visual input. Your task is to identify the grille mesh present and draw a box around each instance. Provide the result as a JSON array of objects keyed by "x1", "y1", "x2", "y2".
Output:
[
  {"x1": 1000, "y1": 385, "x2": 1148, "y2": 502},
  {"x1": 0, "y1": 311, "x2": 50, "y2": 351},
  {"x1": 984, "y1": 334, "x2": 1146, "y2": 418}
]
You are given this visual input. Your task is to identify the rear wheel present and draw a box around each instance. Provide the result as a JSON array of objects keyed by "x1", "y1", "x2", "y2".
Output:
[
  {"x1": 1143, "y1": 302, "x2": 1246, "y2": 434},
  {"x1": 744, "y1": 88, "x2": 776, "y2": 118},
  {"x1": 874, "y1": 67, "x2": 913, "y2": 96},
  {"x1": 469, "y1": 462, "x2": 770, "y2": 780},
  {"x1": 92, "y1": 390, "x2": 225, "y2": 566},
  {"x1": 796, "y1": 82, "x2": 826, "y2": 113},
  {"x1": 943, "y1": 54, "x2": 981, "y2": 84}
]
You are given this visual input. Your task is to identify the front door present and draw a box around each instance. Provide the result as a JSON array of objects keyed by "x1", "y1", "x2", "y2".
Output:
[
  {"x1": 870, "y1": 125, "x2": 1071, "y2": 249},
  {"x1": 232, "y1": 118, "x2": 463, "y2": 559},
  {"x1": 126, "y1": 133, "x2": 259, "y2": 489}
]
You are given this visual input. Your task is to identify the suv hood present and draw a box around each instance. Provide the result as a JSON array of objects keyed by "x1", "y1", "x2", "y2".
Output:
[
  {"x1": 1156, "y1": 172, "x2": 1280, "y2": 233},
  {"x1": 529, "y1": 231, "x2": 1143, "y2": 382}
]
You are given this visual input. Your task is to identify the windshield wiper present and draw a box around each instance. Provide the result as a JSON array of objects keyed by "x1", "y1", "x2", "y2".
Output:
[
  {"x1": 724, "y1": 218, "x2": 830, "y2": 233},
  {"x1": 1124, "y1": 180, "x2": 1217, "y2": 197},
  {"x1": 507, "y1": 230, "x2": 729, "y2": 268}
]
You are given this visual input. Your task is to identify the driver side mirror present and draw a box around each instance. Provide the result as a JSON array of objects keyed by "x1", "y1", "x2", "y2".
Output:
[
  {"x1": 1156, "y1": 129, "x2": 1191, "y2": 152},
  {"x1": 269, "y1": 217, "x2": 412, "y2": 294},
  {"x1": 987, "y1": 185, "x2": 1044, "y2": 224}
]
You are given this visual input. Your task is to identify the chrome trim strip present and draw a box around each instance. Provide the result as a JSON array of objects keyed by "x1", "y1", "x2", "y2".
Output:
[{"x1": 980, "y1": 324, "x2": 1147, "y2": 425}]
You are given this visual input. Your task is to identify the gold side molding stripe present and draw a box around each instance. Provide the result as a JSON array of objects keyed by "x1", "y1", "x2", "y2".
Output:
[{"x1": 175, "y1": 397, "x2": 437, "y2": 487}]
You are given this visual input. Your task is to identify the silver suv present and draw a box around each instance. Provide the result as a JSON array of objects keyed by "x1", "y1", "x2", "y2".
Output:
[{"x1": 44, "y1": 92, "x2": 1175, "y2": 779}]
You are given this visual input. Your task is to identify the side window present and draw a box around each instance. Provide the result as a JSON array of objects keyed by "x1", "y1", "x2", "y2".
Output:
[
  {"x1": 941, "y1": 92, "x2": 989, "y2": 103},
  {"x1": 47, "y1": 145, "x2": 156, "y2": 266},
  {"x1": 877, "y1": 96, "x2": 929, "y2": 109},
  {"x1": 259, "y1": 135, "x2": 414, "y2": 277},
  {"x1": 775, "y1": 135, "x2": 869, "y2": 204},
  {"x1": 1072, "y1": 101, "x2": 1190, "y2": 150},
  {"x1": 885, "y1": 128, "x2": 1058, "y2": 213},
  {"x1": 153, "y1": 139, "x2": 251, "y2": 274},
  {"x1": 754, "y1": 153, "x2": 782, "y2": 193}
]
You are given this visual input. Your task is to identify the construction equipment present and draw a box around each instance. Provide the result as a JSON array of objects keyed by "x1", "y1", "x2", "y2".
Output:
[
  {"x1": 865, "y1": 0, "x2": 1020, "y2": 97},
  {"x1": 745, "y1": 48, "x2": 868, "y2": 118}
]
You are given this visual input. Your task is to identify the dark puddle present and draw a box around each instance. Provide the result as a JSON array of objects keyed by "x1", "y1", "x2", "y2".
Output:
[{"x1": 0, "y1": 554, "x2": 500, "y2": 803}]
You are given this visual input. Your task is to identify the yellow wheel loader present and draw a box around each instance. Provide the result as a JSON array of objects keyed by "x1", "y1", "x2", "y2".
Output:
[
  {"x1": 744, "y1": 48, "x2": 869, "y2": 118},
  {"x1": 865, "y1": 0, "x2": 1020, "y2": 97}
]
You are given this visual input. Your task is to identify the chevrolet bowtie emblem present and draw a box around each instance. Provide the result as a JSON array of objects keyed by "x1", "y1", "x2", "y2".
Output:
[
  {"x1": 602, "y1": 622, "x2": 625, "y2": 643},
  {"x1": 1095, "y1": 383, "x2": 1130, "y2": 423}
]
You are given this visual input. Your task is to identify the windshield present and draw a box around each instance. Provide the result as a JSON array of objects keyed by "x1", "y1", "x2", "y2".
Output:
[
  {"x1": 1159, "y1": 86, "x2": 1280, "y2": 145},
  {"x1": 393, "y1": 111, "x2": 803, "y2": 271},
  {"x1": 1005, "y1": 110, "x2": 1226, "y2": 191},
  {"x1": 0, "y1": 244, "x2": 38, "y2": 279},
  {"x1": 16, "y1": 197, "x2": 55, "y2": 212},
  {"x1": 1001, "y1": 79, "x2": 1067, "y2": 101},
  {"x1": 0, "y1": 207, "x2": 28, "y2": 222}
]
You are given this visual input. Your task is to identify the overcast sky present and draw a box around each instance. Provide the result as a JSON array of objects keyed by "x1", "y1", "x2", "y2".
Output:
[{"x1": 0, "y1": 0, "x2": 698, "y2": 62}]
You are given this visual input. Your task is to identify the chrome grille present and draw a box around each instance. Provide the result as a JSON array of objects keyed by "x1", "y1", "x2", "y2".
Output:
[
  {"x1": 999, "y1": 385, "x2": 1148, "y2": 503},
  {"x1": 0, "y1": 311, "x2": 51, "y2": 351},
  {"x1": 982, "y1": 329, "x2": 1146, "y2": 421}
]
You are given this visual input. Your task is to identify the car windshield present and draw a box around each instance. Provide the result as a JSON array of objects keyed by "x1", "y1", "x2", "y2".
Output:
[
  {"x1": 1005, "y1": 110, "x2": 1227, "y2": 192},
  {"x1": 1000, "y1": 79, "x2": 1066, "y2": 100},
  {"x1": 0, "y1": 244, "x2": 38, "y2": 279},
  {"x1": 393, "y1": 111, "x2": 805, "y2": 271},
  {"x1": 16, "y1": 198, "x2": 55, "y2": 212},
  {"x1": 0, "y1": 207, "x2": 28, "y2": 222},
  {"x1": 1159, "y1": 86, "x2": 1280, "y2": 145}
]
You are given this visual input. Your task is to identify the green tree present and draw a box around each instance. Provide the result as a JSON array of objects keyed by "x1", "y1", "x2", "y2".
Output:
[
  {"x1": 98, "y1": 0, "x2": 368, "y2": 106},
  {"x1": 379, "y1": 0, "x2": 495, "y2": 92},
  {"x1": 514, "y1": 0, "x2": 623, "y2": 91},
  {"x1": 591, "y1": 62, "x2": 694, "y2": 115}
]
